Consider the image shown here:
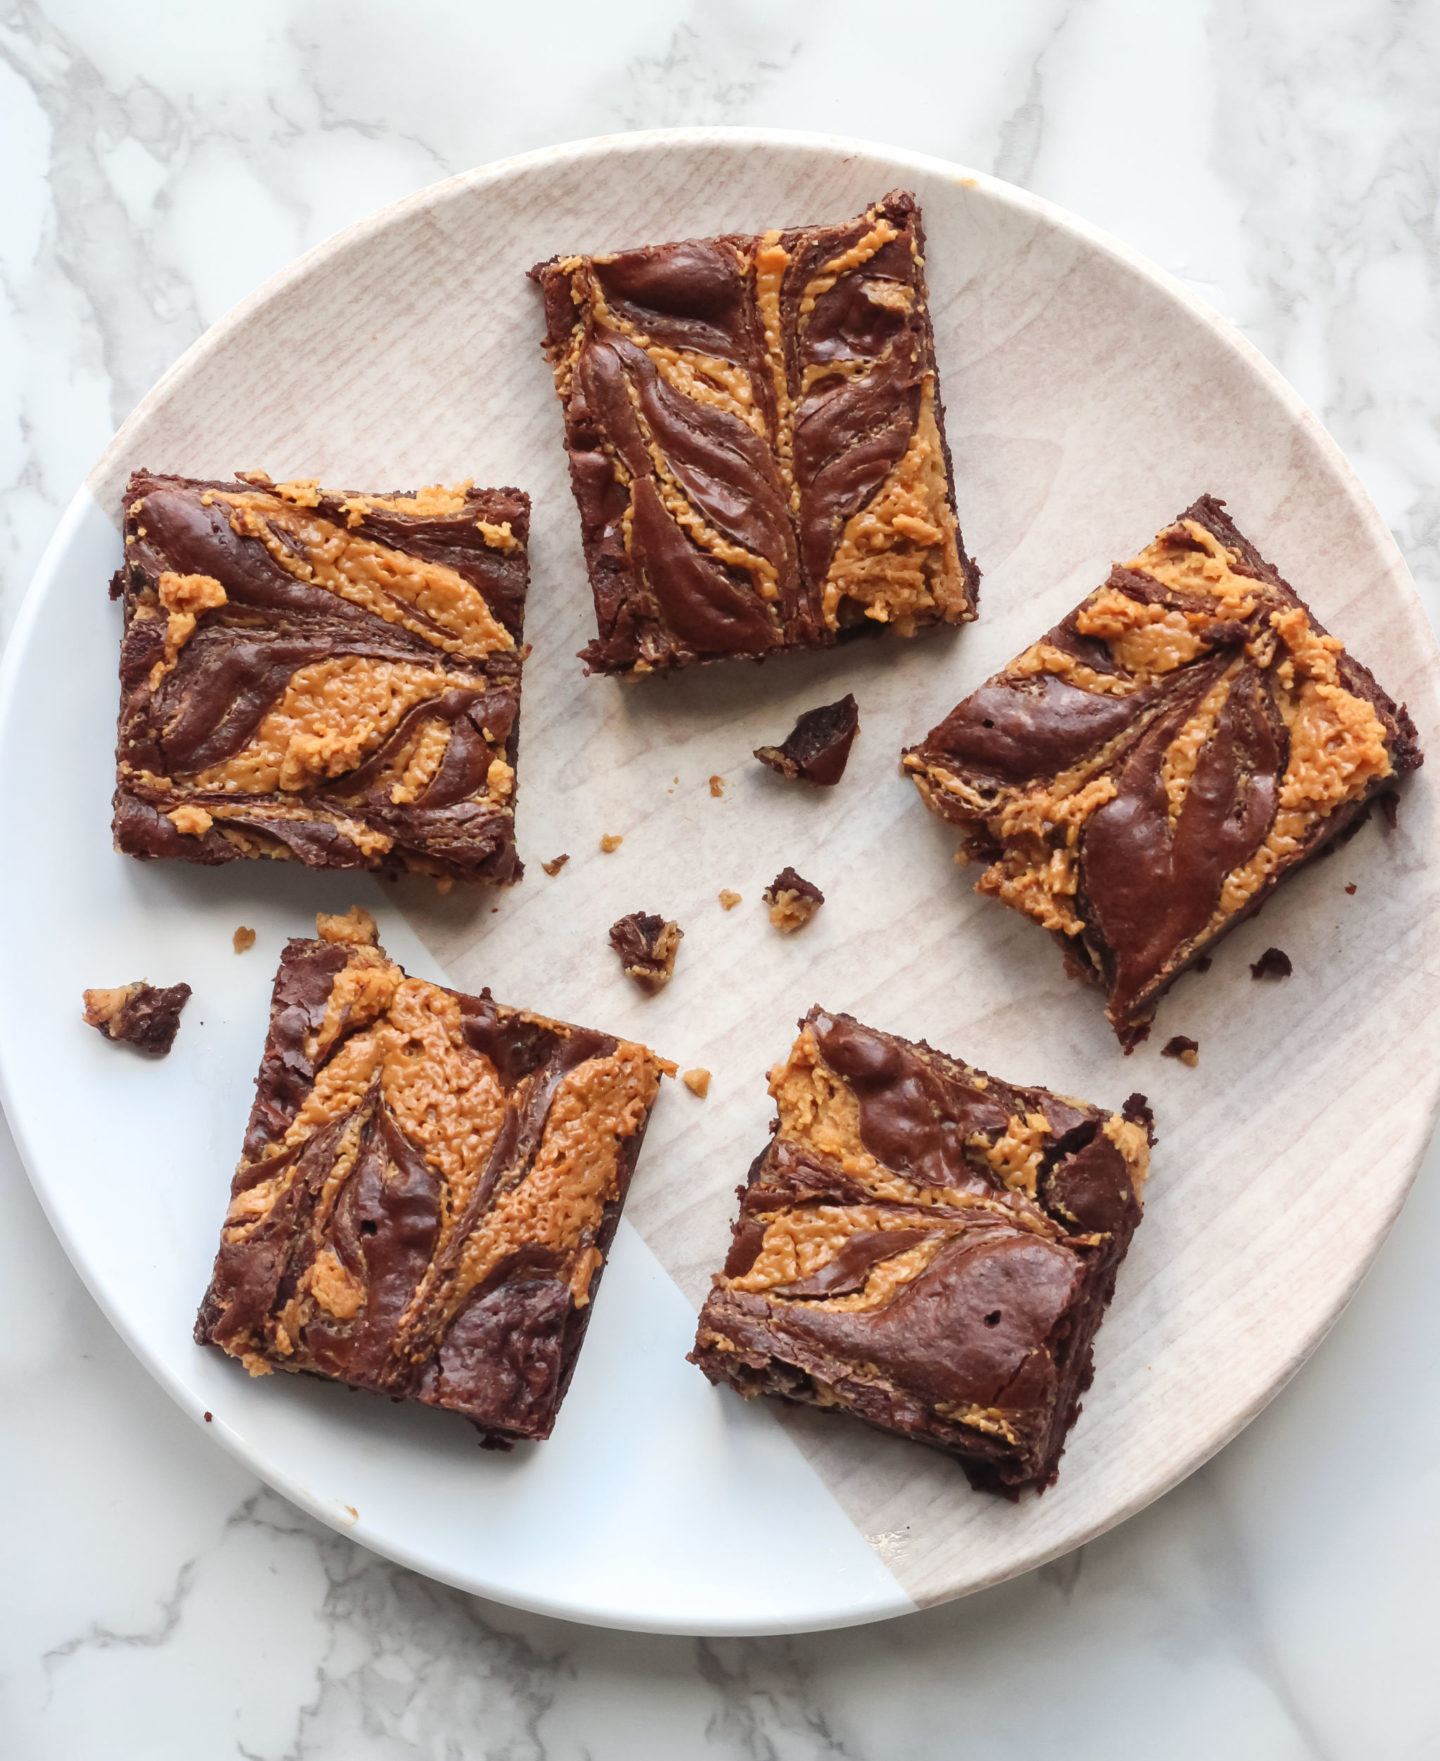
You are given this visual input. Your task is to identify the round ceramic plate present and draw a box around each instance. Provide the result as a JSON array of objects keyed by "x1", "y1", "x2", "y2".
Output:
[{"x1": 3, "y1": 129, "x2": 1438, "y2": 1637}]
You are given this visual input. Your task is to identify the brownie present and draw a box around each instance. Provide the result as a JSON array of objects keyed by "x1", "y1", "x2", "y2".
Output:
[
  {"x1": 755, "y1": 694, "x2": 860, "y2": 785},
  {"x1": 83, "y1": 980, "x2": 191, "y2": 1055},
  {"x1": 531, "y1": 191, "x2": 978, "y2": 673},
  {"x1": 762, "y1": 867, "x2": 824, "y2": 932},
  {"x1": 195, "y1": 908, "x2": 672, "y2": 1444},
  {"x1": 691, "y1": 1008, "x2": 1153, "y2": 1495},
  {"x1": 902, "y1": 497, "x2": 1422, "y2": 1047},
  {"x1": 608, "y1": 912, "x2": 683, "y2": 993},
  {"x1": 111, "y1": 471, "x2": 530, "y2": 885}
]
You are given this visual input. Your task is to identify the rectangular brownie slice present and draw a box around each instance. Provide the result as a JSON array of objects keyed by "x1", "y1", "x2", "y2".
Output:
[
  {"x1": 691, "y1": 1008, "x2": 1152, "y2": 1495},
  {"x1": 902, "y1": 496, "x2": 1422, "y2": 1046},
  {"x1": 112, "y1": 470, "x2": 529, "y2": 885},
  {"x1": 531, "y1": 190, "x2": 979, "y2": 673},
  {"x1": 196, "y1": 909, "x2": 673, "y2": 1444}
]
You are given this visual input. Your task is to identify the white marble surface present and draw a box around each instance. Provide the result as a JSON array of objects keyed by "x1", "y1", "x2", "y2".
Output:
[{"x1": 3, "y1": 0, "x2": 1440, "y2": 1753}]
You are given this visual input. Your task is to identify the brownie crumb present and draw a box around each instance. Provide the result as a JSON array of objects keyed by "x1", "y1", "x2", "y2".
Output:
[
  {"x1": 203, "y1": 1411, "x2": 213, "y2": 1423},
  {"x1": 1193, "y1": 955, "x2": 1213, "y2": 973},
  {"x1": 762, "y1": 867, "x2": 825, "y2": 933},
  {"x1": 600, "y1": 833, "x2": 623, "y2": 853},
  {"x1": 683, "y1": 1068, "x2": 711, "y2": 1098},
  {"x1": 1161, "y1": 1036, "x2": 1199, "y2": 1067},
  {"x1": 608, "y1": 913, "x2": 682, "y2": 995},
  {"x1": 1345, "y1": 882, "x2": 1357, "y2": 895},
  {"x1": 754, "y1": 693, "x2": 860, "y2": 786},
  {"x1": 1250, "y1": 947, "x2": 1292, "y2": 981},
  {"x1": 718, "y1": 889, "x2": 742, "y2": 910},
  {"x1": 233, "y1": 926, "x2": 256, "y2": 953},
  {"x1": 1121, "y1": 1092, "x2": 1157, "y2": 1145},
  {"x1": 541, "y1": 854, "x2": 570, "y2": 876},
  {"x1": 83, "y1": 981, "x2": 192, "y2": 1056},
  {"x1": 1380, "y1": 790, "x2": 1401, "y2": 830},
  {"x1": 709, "y1": 775, "x2": 725, "y2": 798}
]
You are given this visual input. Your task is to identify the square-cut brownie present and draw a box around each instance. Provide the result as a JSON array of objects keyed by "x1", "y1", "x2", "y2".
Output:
[
  {"x1": 112, "y1": 471, "x2": 529, "y2": 885},
  {"x1": 902, "y1": 497, "x2": 1421, "y2": 1046},
  {"x1": 196, "y1": 908, "x2": 673, "y2": 1444},
  {"x1": 691, "y1": 1009, "x2": 1153, "y2": 1494},
  {"x1": 531, "y1": 191, "x2": 979, "y2": 673}
]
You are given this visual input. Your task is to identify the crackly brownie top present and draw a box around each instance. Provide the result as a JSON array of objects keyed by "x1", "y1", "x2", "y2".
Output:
[
  {"x1": 114, "y1": 471, "x2": 529, "y2": 877},
  {"x1": 199, "y1": 910, "x2": 670, "y2": 1402},
  {"x1": 904, "y1": 496, "x2": 1420, "y2": 1033},
  {"x1": 697, "y1": 1010, "x2": 1150, "y2": 1446},
  {"x1": 532, "y1": 192, "x2": 975, "y2": 670}
]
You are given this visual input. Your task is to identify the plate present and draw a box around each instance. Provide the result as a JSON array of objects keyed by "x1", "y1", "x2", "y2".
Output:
[{"x1": 3, "y1": 128, "x2": 1438, "y2": 1636}]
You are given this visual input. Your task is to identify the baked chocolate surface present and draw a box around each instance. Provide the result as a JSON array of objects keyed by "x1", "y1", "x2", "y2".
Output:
[
  {"x1": 903, "y1": 496, "x2": 1422, "y2": 1046},
  {"x1": 112, "y1": 471, "x2": 530, "y2": 884},
  {"x1": 83, "y1": 980, "x2": 191, "y2": 1055},
  {"x1": 195, "y1": 909, "x2": 671, "y2": 1444},
  {"x1": 531, "y1": 192, "x2": 978, "y2": 673},
  {"x1": 608, "y1": 911, "x2": 683, "y2": 993},
  {"x1": 690, "y1": 1008, "x2": 1153, "y2": 1495},
  {"x1": 755, "y1": 694, "x2": 860, "y2": 785}
]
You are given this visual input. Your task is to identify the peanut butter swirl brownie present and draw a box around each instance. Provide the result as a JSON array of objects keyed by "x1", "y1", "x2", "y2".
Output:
[
  {"x1": 111, "y1": 470, "x2": 529, "y2": 884},
  {"x1": 531, "y1": 191, "x2": 978, "y2": 672},
  {"x1": 903, "y1": 497, "x2": 1421, "y2": 1046},
  {"x1": 196, "y1": 909, "x2": 672, "y2": 1445},
  {"x1": 691, "y1": 1009, "x2": 1153, "y2": 1495}
]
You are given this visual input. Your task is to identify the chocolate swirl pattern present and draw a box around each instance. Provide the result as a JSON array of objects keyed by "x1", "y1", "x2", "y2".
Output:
[
  {"x1": 903, "y1": 495, "x2": 1423, "y2": 1046},
  {"x1": 691, "y1": 1008, "x2": 1152, "y2": 1495},
  {"x1": 195, "y1": 915, "x2": 671, "y2": 1444},
  {"x1": 532, "y1": 191, "x2": 979, "y2": 673},
  {"x1": 111, "y1": 470, "x2": 530, "y2": 884}
]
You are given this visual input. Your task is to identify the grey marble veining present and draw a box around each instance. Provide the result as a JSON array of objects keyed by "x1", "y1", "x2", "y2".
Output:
[{"x1": 3, "y1": 1, "x2": 1440, "y2": 1754}]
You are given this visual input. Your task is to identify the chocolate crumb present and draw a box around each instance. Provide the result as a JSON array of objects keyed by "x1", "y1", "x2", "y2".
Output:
[
  {"x1": 1380, "y1": 790, "x2": 1400, "y2": 830},
  {"x1": 1250, "y1": 947, "x2": 1292, "y2": 981},
  {"x1": 683, "y1": 1068, "x2": 711, "y2": 1097},
  {"x1": 203, "y1": 1411, "x2": 213, "y2": 1423},
  {"x1": 1345, "y1": 882, "x2": 1357, "y2": 895},
  {"x1": 608, "y1": 912, "x2": 682, "y2": 994},
  {"x1": 541, "y1": 854, "x2": 570, "y2": 876},
  {"x1": 762, "y1": 867, "x2": 824, "y2": 933},
  {"x1": 233, "y1": 926, "x2": 256, "y2": 953},
  {"x1": 754, "y1": 693, "x2": 859, "y2": 786},
  {"x1": 709, "y1": 775, "x2": 725, "y2": 797},
  {"x1": 1121, "y1": 1093, "x2": 1157, "y2": 1145},
  {"x1": 82, "y1": 981, "x2": 191, "y2": 1056},
  {"x1": 1161, "y1": 1036, "x2": 1199, "y2": 1067}
]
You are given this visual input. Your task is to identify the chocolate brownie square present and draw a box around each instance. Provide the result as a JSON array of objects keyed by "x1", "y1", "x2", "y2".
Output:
[
  {"x1": 691, "y1": 1008, "x2": 1153, "y2": 1494},
  {"x1": 532, "y1": 191, "x2": 978, "y2": 672},
  {"x1": 112, "y1": 471, "x2": 529, "y2": 885},
  {"x1": 903, "y1": 497, "x2": 1421, "y2": 1046},
  {"x1": 195, "y1": 908, "x2": 672, "y2": 1444}
]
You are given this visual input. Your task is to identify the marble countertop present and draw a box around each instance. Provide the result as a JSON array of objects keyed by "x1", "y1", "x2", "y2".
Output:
[{"x1": 4, "y1": 2, "x2": 1439, "y2": 1754}]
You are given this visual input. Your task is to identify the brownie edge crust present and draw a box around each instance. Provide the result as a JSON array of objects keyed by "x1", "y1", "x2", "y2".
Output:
[
  {"x1": 112, "y1": 470, "x2": 531, "y2": 885},
  {"x1": 195, "y1": 909, "x2": 673, "y2": 1445},
  {"x1": 690, "y1": 1008, "x2": 1153, "y2": 1495},
  {"x1": 902, "y1": 496, "x2": 1422, "y2": 1046},
  {"x1": 531, "y1": 190, "x2": 979, "y2": 673}
]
